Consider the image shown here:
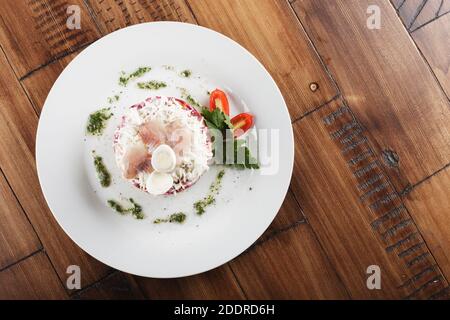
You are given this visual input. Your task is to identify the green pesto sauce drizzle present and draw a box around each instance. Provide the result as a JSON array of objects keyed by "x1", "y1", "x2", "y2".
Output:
[
  {"x1": 153, "y1": 212, "x2": 187, "y2": 224},
  {"x1": 92, "y1": 152, "x2": 111, "y2": 187},
  {"x1": 194, "y1": 170, "x2": 225, "y2": 215},
  {"x1": 119, "y1": 67, "x2": 151, "y2": 86},
  {"x1": 137, "y1": 80, "x2": 167, "y2": 90},
  {"x1": 86, "y1": 108, "x2": 113, "y2": 136},
  {"x1": 107, "y1": 198, "x2": 144, "y2": 220},
  {"x1": 178, "y1": 87, "x2": 204, "y2": 109},
  {"x1": 186, "y1": 95, "x2": 203, "y2": 109},
  {"x1": 180, "y1": 70, "x2": 192, "y2": 78},
  {"x1": 107, "y1": 95, "x2": 120, "y2": 103},
  {"x1": 107, "y1": 200, "x2": 125, "y2": 213}
]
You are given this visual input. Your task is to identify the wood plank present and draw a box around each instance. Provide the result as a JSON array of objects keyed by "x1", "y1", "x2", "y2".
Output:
[
  {"x1": 410, "y1": 0, "x2": 450, "y2": 31},
  {"x1": 0, "y1": 252, "x2": 67, "y2": 299},
  {"x1": 0, "y1": 170, "x2": 42, "y2": 269},
  {"x1": 293, "y1": 0, "x2": 450, "y2": 194},
  {"x1": 230, "y1": 223, "x2": 348, "y2": 299},
  {"x1": 0, "y1": 0, "x2": 100, "y2": 77},
  {"x1": 256, "y1": 190, "x2": 305, "y2": 243},
  {"x1": 413, "y1": 13, "x2": 450, "y2": 100},
  {"x1": 187, "y1": 0, "x2": 338, "y2": 120},
  {"x1": 394, "y1": 0, "x2": 450, "y2": 31},
  {"x1": 84, "y1": 0, "x2": 196, "y2": 35},
  {"x1": 228, "y1": 189, "x2": 347, "y2": 299},
  {"x1": 22, "y1": 53, "x2": 78, "y2": 115},
  {"x1": 73, "y1": 272, "x2": 144, "y2": 300},
  {"x1": 136, "y1": 265, "x2": 245, "y2": 299},
  {"x1": 0, "y1": 48, "x2": 110, "y2": 290},
  {"x1": 403, "y1": 167, "x2": 450, "y2": 283},
  {"x1": 397, "y1": 0, "x2": 429, "y2": 29},
  {"x1": 391, "y1": 0, "x2": 405, "y2": 9},
  {"x1": 290, "y1": 98, "x2": 449, "y2": 299}
]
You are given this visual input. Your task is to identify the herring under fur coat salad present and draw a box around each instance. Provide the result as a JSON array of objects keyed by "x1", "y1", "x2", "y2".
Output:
[{"x1": 107, "y1": 86, "x2": 258, "y2": 197}]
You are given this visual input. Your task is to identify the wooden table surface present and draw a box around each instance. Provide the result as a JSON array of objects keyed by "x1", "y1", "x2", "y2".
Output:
[{"x1": 0, "y1": 0, "x2": 449, "y2": 300}]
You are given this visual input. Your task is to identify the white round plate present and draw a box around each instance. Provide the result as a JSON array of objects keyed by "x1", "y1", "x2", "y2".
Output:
[{"x1": 37, "y1": 22, "x2": 293, "y2": 278}]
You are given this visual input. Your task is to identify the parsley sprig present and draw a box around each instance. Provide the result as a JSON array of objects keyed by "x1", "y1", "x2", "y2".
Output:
[
  {"x1": 201, "y1": 108, "x2": 234, "y2": 131},
  {"x1": 201, "y1": 108, "x2": 259, "y2": 169}
]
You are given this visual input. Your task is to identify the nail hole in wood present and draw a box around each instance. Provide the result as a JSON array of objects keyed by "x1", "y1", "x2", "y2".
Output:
[{"x1": 309, "y1": 82, "x2": 319, "y2": 92}]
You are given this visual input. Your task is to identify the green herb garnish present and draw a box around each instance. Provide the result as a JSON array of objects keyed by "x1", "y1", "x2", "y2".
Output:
[
  {"x1": 119, "y1": 67, "x2": 151, "y2": 86},
  {"x1": 128, "y1": 198, "x2": 144, "y2": 220},
  {"x1": 186, "y1": 95, "x2": 203, "y2": 109},
  {"x1": 107, "y1": 200, "x2": 125, "y2": 213},
  {"x1": 86, "y1": 108, "x2": 113, "y2": 136},
  {"x1": 137, "y1": 80, "x2": 167, "y2": 90},
  {"x1": 153, "y1": 212, "x2": 187, "y2": 224},
  {"x1": 107, "y1": 95, "x2": 120, "y2": 104},
  {"x1": 93, "y1": 153, "x2": 111, "y2": 187},
  {"x1": 178, "y1": 87, "x2": 204, "y2": 109},
  {"x1": 180, "y1": 70, "x2": 192, "y2": 78},
  {"x1": 225, "y1": 140, "x2": 260, "y2": 170},
  {"x1": 201, "y1": 109, "x2": 259, "y2": 169},
  {"x1": 107, "y1": 198, "x2": 144, "y2": 219},
  {"x1": 194, "y1": 170, "x2": 225, "y2": 215},
  {"x1": 201, "y1": 108, "x2": 233, "y2": 131}
]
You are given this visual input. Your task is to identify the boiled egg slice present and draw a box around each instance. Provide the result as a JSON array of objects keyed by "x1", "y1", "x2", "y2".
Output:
[
  {"x1": 151, "y1": 144, "x2": 176, "y2": 173},
  {"x1": 146, "y1": 171, "x2": 173, "y2": 195}
]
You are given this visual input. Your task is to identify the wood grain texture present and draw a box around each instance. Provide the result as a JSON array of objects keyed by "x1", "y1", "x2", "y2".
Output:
[
  {"x1": 0, "y1": 170, "x2": 41, "y2": 270},
  {"x1": 397, "y1": 0, "x2": 430, "y2": 29},
  {"x1": 411, "y1": 0, "x2": 450, "y2": 31},
  {"x1": 291, "y1": 98, "x2": 449, "y2": 299},
  {"x1": 74, "y1": 272, "x2": 144, "y2": 299},
  {"x1": 230, "y1": 223, "x2": 348, "y2": 299},
  {"x1": 0, "y1": 49, "x2": 110, "y2": 290},
  {"x1": 256, "y1": 190, "x2": 305, "y2": 243},
  {"x1": 0, "y1": 0, "x2": 100, "y2": 77},
  {"x1": 293, "y1": 0, "x2": 450, "y2": 194},
  {"x1": 85, "y1": 0, "x2": 196, "y2": 35},
  {"x1": 394, "y1": 0, "x2": 450, "y2": 31},
  {"x1": 0, "y1": 252, "x2": 67, "y2": 299},
  {"x1": 136, "y1": 265, "x2": 245, "y2": 299},
  {"x1": 22, "y1": 53, "x2": 78, "y2": 115},
  {"x1": 391, "y1": 0, "x2": 405, "y2": 8},
  {"x1": 413, "y1": 13, "x2": 450, "y2": 100},
  {"x1": 228, "y1": 190, "x2": 347, "y2": 299},
  {"x1": 403, "y1": 167, "x2": 450, "y2": 286},
  {"x1": 187, "y1": 0, "x2": 338, "y2": 120}
]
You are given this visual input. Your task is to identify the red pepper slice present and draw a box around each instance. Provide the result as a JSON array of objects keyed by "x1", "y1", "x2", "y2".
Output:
[
  {"x1": 209, "y1": 89, "x2": 230, "y2": 115},
  {"x1": 231, "y1": 113, "x2": 254, "y2": 137}
]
